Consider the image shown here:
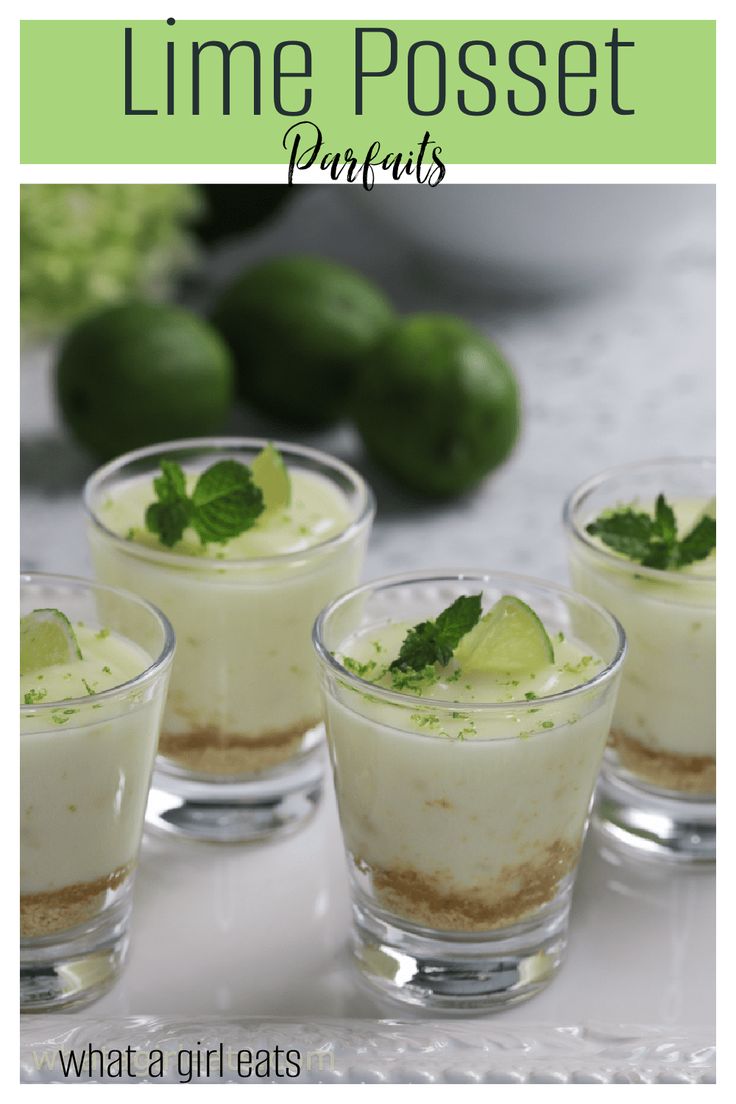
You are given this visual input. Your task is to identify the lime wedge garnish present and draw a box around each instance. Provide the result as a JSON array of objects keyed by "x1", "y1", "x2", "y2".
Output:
[
  {"x1": 252, "y1": 443, "x2": 291, "y2": 512},
  {"x1": 454, "y1": 595, "x2": 555, "y2": 674},
  {"x1": 20, "y1": 609, "x2": 82, "y2": 676}
]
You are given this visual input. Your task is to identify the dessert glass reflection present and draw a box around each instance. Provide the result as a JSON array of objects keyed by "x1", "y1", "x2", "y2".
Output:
[
  {"x1": 20, "y1": 573, "x2": 173, "y2": 1011},
  {"x1": 313, "y1": 571, "x2": 625, "y2": 1011},
  {"x1": 85, "y1": 439, "x2": 373, "y2": 842},
  {"x1": 565, "y1": 458, "x2": 715, "y2": 862}
]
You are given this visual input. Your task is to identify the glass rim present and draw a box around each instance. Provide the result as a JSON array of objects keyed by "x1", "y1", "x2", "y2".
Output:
[
  {"x1": 312, "y1": 568, "x2": 627, "y2": 719},
  {"x1": 83, "y1": 437, "x2": 376, "y2": 572},
  {"x1": 20, "y1": 571, "x2": 176, "y2": 717},
  {"x1": 563, "y1": 456, "x2": 716, "y2": 585}
]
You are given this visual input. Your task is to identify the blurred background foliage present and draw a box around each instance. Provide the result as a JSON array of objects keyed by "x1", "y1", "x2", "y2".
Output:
[{"x1": 20, "y1": 184, "x2": 209, "y2": 337}]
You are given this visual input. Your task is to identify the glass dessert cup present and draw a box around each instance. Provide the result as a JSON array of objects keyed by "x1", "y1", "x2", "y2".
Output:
[
  {"x1": 20, "y1": 573, "x2": 174, "y2": 1012},
  {"x1": 313, "y1": 571, "x2": 626, "y2": 1012},
  {"x1": 564, "y1": 458, "x2": 716, "y2": 864},
  {"x1": 85, "y1": 438, "x2": 374, "y2": 844}
]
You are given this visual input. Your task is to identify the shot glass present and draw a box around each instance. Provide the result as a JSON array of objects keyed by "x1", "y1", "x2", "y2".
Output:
[
  {"x1": 313, "y1": 571, "x2": 625, "y2": 1012},
  {"x1": 20, "y1": 573, "x2": 174, "y2": 1011},
  {"x1": 85, "y1": 439, "x2": 374, "y2": 843},
  {"x1": 564, "y1": 458, "x2": 716, "y2": 863}
]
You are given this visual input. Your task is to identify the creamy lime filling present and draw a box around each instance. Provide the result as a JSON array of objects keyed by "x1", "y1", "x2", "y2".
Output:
[
  {"x1": 98, "y1": 468, "x2": 353, "y2": 559},
  {"x1": 20, "y1": 622, "x2": 162, "y2": 895},
  {"x1": 20, "y1": 623, "x2": 149, "y2": 709},
  {"x1": 340, "y1": 620, "x2": 602, "y2": 704},
  {"x1": 335, "y1": 619, "x2": 605, "y2": 743}
]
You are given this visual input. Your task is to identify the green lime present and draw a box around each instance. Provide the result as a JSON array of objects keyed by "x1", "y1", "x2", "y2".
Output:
[
  {"x1": 353, "y1": 314, "x2": 520, "y2": 497},
  {"x1": 20, "y1": 609, "x2": 82, "y2": 676},
  {"x1": 56, "y1": 302, "x2": 235, "y2": 461},
  {"x1": 454, "y1": 596, "x2": 554, "y2": 674},
  {"x1": 212, "y1": 256, "x2": 395, "y2": 427},
  {"x1": 251, "y1": 443, "x2": 291, "y2": 512}
]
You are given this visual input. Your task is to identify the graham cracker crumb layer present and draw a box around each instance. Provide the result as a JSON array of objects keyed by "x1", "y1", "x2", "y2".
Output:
[
  {"x1": 21, "y1": 864, "x2": 132, "y2": 938},
  {"x1": 612, "y1": 729, "x2": 716, "y2": 795},
  {"x1": 158, "y1": 718, "x2": 320, "y2": 776},
  {"x1": 357, "y1": 840, "x2": 577, "y2": 932}
]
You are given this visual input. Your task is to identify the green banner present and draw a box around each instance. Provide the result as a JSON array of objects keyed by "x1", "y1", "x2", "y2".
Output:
[{"x1": 21, "y1": 20, "x2": 715, "y2": 166}]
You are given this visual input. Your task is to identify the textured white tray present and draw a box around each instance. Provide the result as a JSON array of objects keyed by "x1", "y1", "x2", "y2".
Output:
[
  {"x1": 20, "y1": 187, "x2": 716, "y2": 1082},
  {"x1": 19, "y1": 779, "x2": 715, "y2": 1083},
  {"x1": 20, "y1": 1017, "x2": 715, "y2": 1084}
]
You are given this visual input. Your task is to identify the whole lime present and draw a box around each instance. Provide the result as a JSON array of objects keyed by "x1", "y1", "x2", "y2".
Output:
[
  {"x1": 353, "y1": 314, "x2": 520, "y2": 497},
  {"x1": 56, "y1": 302, "x2": 234, "y2": 460},
  {"x1": 212, "y1": 255, "x2": 395, "y2": 427}
]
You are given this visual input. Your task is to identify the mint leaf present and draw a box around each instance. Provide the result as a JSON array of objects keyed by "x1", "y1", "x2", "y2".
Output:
[
  {"x1": 678, "y1": 513, "x2": 716, "y2": 566},
  {"x1": 145, "y1": 458, "x2": 265, "y2": 547},
  {"x1": 654, "y1": 494, "x2": 677, "y2": 545},
  {"x1": 586, "y1": 508, "x2": 655, "y2": 562},
  {"x1": 587, "y1": 494, "x2": 715, "y2": 570},
  {"x1": 435, "y1": 594, "x2": 483, "y2": 648},
  {"x1": 154, "y1": 459, "x2": 187, "y2": 503},
  {"x1": 639, "y1": 494, "x2": 679, "y2": 569},
  {"x1": 390, "y1": 593, "x2": 482, "y2": 673},
  {"x1": 145, "y1": 459, "x2": 191, "y2": 547},
  {"x1": 389, "y1": 620, "x2": 443, "y2": 673},
  {"x1": 145, "y1": 498, "x2": 192, "y2": 548},
  {"x1": 191, "y1": 460, "x2": 264, "y2": 544}
]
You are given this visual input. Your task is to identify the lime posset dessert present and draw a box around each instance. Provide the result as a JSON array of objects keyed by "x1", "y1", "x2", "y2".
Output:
[
  {"x1": 20, "y1": 575, "x2": 173, "y2": 1011},
  {"x1": 314, "y1": 572, "x2": 625, "y2": 1010},
  {"x1": 565, "y1": 459, "x2": 716, "y2": 863},
  {"x1": 85, "y1": 439, "x2": 373, "y2": 843},
  {"x1": 21, "y1": 618, "x2": 154, "y2": 935}
]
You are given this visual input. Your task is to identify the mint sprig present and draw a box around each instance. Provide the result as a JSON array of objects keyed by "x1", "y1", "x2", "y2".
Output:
[
  {"x1": 389, "y1": 594, "x2": 482, "y2": 673},
  {"x1": 145, "y1": 458, "x2": 264, "y2": 547},
  {"x1": 586, "y1": 494, "x2": 715, "y2": 570}
]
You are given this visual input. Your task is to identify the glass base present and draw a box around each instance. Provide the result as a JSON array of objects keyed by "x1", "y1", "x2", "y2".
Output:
[
  {"x1": 145, "y1": 748, "x2": 325, "y2": 843},
  {"x1": 20, "y1": 896, "x2": 130, "y2": 1013},
  {"x1": 351, "y1": 886, "x2": 571, "y2": 1013},
  {"x1": 593, "y1": 766, "x2": 716, "y2": 864}
]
